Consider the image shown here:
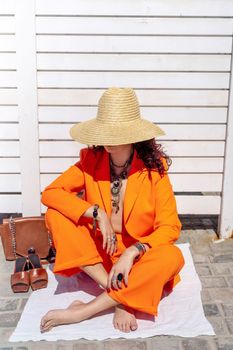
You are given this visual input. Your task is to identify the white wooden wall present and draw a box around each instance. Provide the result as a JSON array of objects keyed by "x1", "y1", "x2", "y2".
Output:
[{"x1": 1, "y1": 0, "x2": 233, "y2": 238}]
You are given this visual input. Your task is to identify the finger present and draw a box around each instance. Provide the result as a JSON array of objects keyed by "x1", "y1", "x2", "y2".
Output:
[
  {"x1": 102, "y1": 233, "x2": 107, "y2": 250},
  {"x1": 107, "y1": 269, "x2": 114, "y2": 289},
  {"x1": 111, "y1": 274, "x2": 118, "y2": 290},
  {"x1": 124, "y1": 272, "x2": 129, "y2": 287},
  {"x1": 117, "y1": 279, "x2": 123, "y2": 289},
  {"x1": 105, "y1": 236, "x2": 110, "y2": 253},
  {"x1": 110, "y1": 241, "x2": 116, "y2": 256}
]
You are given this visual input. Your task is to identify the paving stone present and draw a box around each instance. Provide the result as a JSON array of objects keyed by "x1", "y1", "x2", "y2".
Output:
[
  {"x1": 217, "y1": 336, "x2": 233, "y2": 350},
  {"x1": 226, "y1": 319, "x2": 233, "y2": 334},
  {"x1": 211, "y1": 264, "x2": 232, "y2": 276},
  {"x1": 55, "y1": 343, "x2": 73, "y2": 350},
  {"x1": 191, "y1": 252, "x2": 210, "y2": 264},
  {"x1": 99, "y1": 340, "x2": 147, "y2": 350},
  {"x1": 0, "y1": 299, "x2": 19, "y2": 311},
  {"x1": 181, "y1": 337, "x2": 217, "y2": 350},
  {"x1": 226, "y1": 277, "x2": 233, "y2": 287},
  {"x1": 0, "y1": 313, "x2": 21, "y2": 327},
  {"x1": 210, "y1": 240, "x2": 233, "y2": 254},
  {"x1": 73, "y1": 342, "x2": 99, "y2": 350},
  {"x1": 0, "y1": 347, "x2": 13, "y2": 350},
  {"x1": 209, "y1": 288, "x2": 233, "y2": 303},
  {"x1": 0, "y1": 327, "x2": 14, "y2": 342},
  {"x1": 195, "y1": 265, "x2": 212, "y2": 276},
  {"x1": 203, "y1": 304, "x2": 221, "y2": 317},
  {"x1": 147, "y1": 336, "x2": 181, "y2": 349},
  {"x1": 211, "y1": 254, "x2": 233, "y2": 264},
  {"x1": 222, "y1": 304, "x2": 233, "y2": 317},
  {"x1": 200, "y1": 276, "x2": 227, "y2": 288},
  {"x1": 201, "y1": 289, "x2": 212, "y2": 302},
  {"x1": 19, "y1": 298, "x2": 28, "y2": 311},
  {"x1": 207, "y1": 316, "x2": 229, "y2": 335}
]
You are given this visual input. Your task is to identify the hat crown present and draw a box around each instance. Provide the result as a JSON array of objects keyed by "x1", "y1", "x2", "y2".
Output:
[{"x1": 96, "y1": 87, "x2": 141, "y2": 124}]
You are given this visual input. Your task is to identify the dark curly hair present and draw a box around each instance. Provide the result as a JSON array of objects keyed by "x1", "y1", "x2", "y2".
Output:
[{"x1": 93, "y1": 138, "x2": 172, "y2": 177}]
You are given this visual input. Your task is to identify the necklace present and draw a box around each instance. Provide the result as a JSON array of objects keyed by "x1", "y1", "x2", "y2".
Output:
[{"x1": 110, "y1": 152, "x2": 134, "y2": 214}]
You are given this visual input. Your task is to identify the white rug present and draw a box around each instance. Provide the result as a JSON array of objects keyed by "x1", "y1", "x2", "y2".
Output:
[{"x1": 9, "y1": 243, "x2": 215, "y2": 341}]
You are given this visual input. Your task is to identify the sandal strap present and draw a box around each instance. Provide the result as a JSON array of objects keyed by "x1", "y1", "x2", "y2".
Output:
[
  {"x1": 11, "y1": 271, "x2": 30, "y2": 286},
  {"x1": 29, "y1": 268, "x2": 48, "y2": 284}
]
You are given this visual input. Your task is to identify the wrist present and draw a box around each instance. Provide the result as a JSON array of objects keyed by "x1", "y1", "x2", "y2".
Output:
[
  {"x1": 125, "y1": 245, "x2": 139, "y2": 259},
  {"x1": 132, "y1": 242, "x2": 147, "y2": 261}
]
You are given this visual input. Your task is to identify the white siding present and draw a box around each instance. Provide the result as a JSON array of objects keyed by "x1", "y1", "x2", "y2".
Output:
[
  {"x1": 0, "y1": 2, "x2": 20, "y2": 211},
  {"x1": 1, "y1": 0, "x2": 233, "y2": 237}
]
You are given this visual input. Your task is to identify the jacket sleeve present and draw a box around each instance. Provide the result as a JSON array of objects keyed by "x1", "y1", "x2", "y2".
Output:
[
  {"x1": 139, "y1": 168, "x2": 182, "y2": 249},
  {"x1": 41, "y1": 149, "x2": 92, "y2": 224}
]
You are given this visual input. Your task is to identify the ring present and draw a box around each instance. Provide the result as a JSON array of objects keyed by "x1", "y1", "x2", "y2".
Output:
[
  {"x1": 111, "y1": 275, "x2": 117, "y2": 282},
  {"x1": 111, "y1": 235, "x2": 117, "y2": 243},
  {"x1": 117, "y1": 273, "x2": 123, "y2": 282}
]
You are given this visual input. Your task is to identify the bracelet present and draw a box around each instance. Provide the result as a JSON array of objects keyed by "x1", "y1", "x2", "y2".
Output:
[
  {"x1": 133, "y1": 241, "x2": 146, "y2": 261},
  {"x1": 93, "y1": 204, "x2": 99, "y2": 233}
]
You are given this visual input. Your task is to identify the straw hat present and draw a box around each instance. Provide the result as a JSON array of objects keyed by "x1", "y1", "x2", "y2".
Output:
[{"x1": 70, "y1": 87, "x2": 166, "y2": 146}]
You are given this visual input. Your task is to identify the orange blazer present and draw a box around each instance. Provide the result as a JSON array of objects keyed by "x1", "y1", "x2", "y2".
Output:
[{"x1": 41, "y1": 147, "x2": 182, "y2": 249}]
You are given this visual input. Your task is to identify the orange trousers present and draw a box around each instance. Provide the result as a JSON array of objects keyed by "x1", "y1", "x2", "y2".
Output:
[{"x1": 45, "y1": 208, "x2": 185, "y2": 316}]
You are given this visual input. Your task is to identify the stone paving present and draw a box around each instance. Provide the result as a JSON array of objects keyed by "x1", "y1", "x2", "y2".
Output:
[{"x1": 0, "y1": 224, "x2": 233, "y2": 349}]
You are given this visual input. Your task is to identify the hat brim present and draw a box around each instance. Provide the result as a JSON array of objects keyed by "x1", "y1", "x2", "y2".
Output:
[{"x1": 70, "y1": 118, "x2": 166, "y2": 146}]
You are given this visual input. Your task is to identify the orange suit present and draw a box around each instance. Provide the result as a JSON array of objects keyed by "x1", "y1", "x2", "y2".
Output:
[{"x1": 41, "y1": 147, "x2": 184, "y2": 316}]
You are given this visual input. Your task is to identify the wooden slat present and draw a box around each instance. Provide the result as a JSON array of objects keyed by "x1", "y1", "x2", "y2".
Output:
[
  {"x1": 37, "y1": 35, "x2": 232, "y2": 54},
  {"x1": 0, "y1": 158, "x2": 20, "y2": 173},
  {"x1": 37, "y1": 72, "x2": 230, "y2": 89},
  {"x1": 40, "y1": 173, "x2": 222, "y2": 192},
  {"x1": 35, "y1": 0, "x2": 233, "y2": 17},
  {"x1": 0, "y1": 16, "x2": 15, "y2": 33},
  {"x1": 0, "y1": 0, "x2": 15, "y2": 14},
  {"x1": 36, "y1": 17, "x2": 233, "y2": 35},
  {"x1": 176, "y1": 195, "x2": 221, "y2": 215},
  {"x1": 38, "y1": 106, "x2": 228, "y2": 123},
  {"x1": 0, "y1": 174, "x2": 21, "y2": 192},
  {"x1": 0, "y1": 35, "x2": 15, "y2": 52},
  {"x1": 0, "y1": 141, "x2": 19, "y2": 156},
  {"x1": 0, "y1": 71, "x2": 16, "y2": 87},
  {"x1": 0, "y1": 89, "x2": 17, "y2": 105},
  {"x1": 0, "y1": 53, "x2": 16, "y2": 69},
  {"x1": 40, "y1": 157, "x2": 224, "y2": 173},
  {"x1": 38, "y1": 123, "x2": 226, "y2": 141},
  {"x1": 0, "y1": 124, "x2": 19, "y2": 139},
  {"x1": 37, "y1": 53, "x2": 231, "y2": 72},
  {"x1": 0, "y1": 195, "x2": 22, "y2": 213},
  {"x1": 0, "y1": 106, "x2": 18, "y2": 121},
  {"x1": 38, "y1": 89, "x2": 228, "y2": 106},
  {"x1": 39, "y1": 141, "x2": 225, "y2": 157}
]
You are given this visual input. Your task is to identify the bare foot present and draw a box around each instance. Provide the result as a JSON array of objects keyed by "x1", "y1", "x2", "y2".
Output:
[
  {"x1": 40, "y1": 300, "x2": 86, "y2": 333},
  {"x1": 113, "y1": 305, "x2": 138, "y2": 332}
]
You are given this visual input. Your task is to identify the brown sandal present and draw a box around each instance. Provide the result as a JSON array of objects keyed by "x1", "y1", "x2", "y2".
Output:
[
  {"x1": 11, "y1": 256, "x2": 30, "y2": 293},
  {"x1": 28, "y1": 253, "x2": 48, "y2": 291}
]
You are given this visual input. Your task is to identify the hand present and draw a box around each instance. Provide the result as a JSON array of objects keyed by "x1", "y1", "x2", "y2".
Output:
[
  {"x1": 107, "y1": 246, "x2": 139, "y2": 290},
  {"x1": 97, "y1": 209, "x2": 117, "y2": 256}
]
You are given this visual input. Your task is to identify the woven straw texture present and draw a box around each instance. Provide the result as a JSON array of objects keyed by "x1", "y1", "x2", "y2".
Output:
[{"x1": 70, "y1": 87, "x2": 165, "y2": 146}]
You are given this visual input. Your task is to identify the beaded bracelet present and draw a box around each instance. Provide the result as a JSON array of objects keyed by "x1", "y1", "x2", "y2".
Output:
[
  {"x1": 133, "y1": 241, "x2": 146, "y2": 261},
  {"x1": 93, "y1": 204, "x2": 99, "y2": 233}
]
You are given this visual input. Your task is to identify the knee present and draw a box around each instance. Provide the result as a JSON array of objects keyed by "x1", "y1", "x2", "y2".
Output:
[
  {"x1": 150, "y1": 244, "x2": 185, "y2": 268},
  {"x1": 164, "y1": 245, "x2": 185, "y2": 269}
]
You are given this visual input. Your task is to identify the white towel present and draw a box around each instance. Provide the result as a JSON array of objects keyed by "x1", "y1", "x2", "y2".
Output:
[{"x1": 9, "y1": 243, "x2": 215, "y2": 341}]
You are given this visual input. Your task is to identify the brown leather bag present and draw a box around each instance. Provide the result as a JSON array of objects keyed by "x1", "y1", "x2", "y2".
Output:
[{"x1": 0, "y1": 216, "x2": 56, "y2": 262}]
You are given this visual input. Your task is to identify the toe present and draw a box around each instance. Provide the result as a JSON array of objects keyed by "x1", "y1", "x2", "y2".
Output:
[
  {"x1": 124, "y1": 323, "x2": 130, "y2": 333},
  {"x1": 131, "y1": 323, "x2": 138, "y2": 331}
]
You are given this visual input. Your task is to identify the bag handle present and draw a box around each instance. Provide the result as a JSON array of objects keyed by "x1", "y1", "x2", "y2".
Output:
[{"x1": 9, "y1": 216, "x2": 17, "y2": 259}]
